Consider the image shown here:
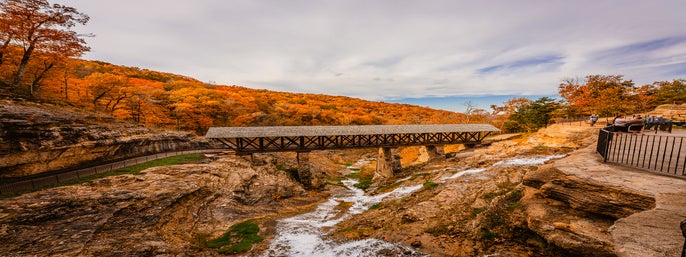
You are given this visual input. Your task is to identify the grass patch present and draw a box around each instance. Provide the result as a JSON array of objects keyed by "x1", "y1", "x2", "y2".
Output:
[
  {"x1": 496, "y1": 181, "x2": 516, "y2": 190},
  {"x1": 346, "y1": 172, "x2": 361, "y2": 179},
  {"x1": 0, "y1": 153, "x2": 204, "y2": 199},
  {"x1": 472, "y1": 207, "x2": 487, "y2": 217},
  {"x1": 508, "y1": 202, "x2": 522, "y2": 211},
  {"x1": 347, "y1": 168, "x2": 374, "y2": 190},
  {"x1": 353, "y1": 180, "x2": 372, "y2": 190},
  {"x1": 203, "y1": 220, "x2": 263, "y2": 254},
  {"x1": 409, "y1": 173, "x2": 430, "y2": 181},
  {"x1": 423, "y1": 181, "x2": 437, "y2": 189},
  {"x1": 482, "y1": 191, "x2": 500, "y2": 200},
  {"x1": 534, "y1": 145, "x2": 549, "y2": 150},
  {"x1": 112, "y1": 153, "x2": 204, "y2": 174},
  {"x1": 480, "y1": 228, "x2": 499, "y2": 240},
  {"x1": 369, "y1": 203, "x2": 381, "y2": 210}
]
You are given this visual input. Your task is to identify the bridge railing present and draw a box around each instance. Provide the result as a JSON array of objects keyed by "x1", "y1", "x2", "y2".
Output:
[
  {"x1": 0, "y1": 149, "x2": 213, "y2": 195},
  {"x1": 596, "y1": 127, "x2": 686, "y2": 177}
]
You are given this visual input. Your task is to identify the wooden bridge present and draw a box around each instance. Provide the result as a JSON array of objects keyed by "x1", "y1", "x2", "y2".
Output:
[{"x1": 206, "y1": 124, "x2": 500, "y2": 188}]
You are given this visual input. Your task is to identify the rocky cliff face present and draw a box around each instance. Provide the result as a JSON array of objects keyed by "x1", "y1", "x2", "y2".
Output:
[
  {"x1": 0, "y1": 155, "x2": 322, "y2": 256},
  {"x1": 522, "y1": 163, "x2": 655, "y2": 256},
  {"x1": 0, "y1": 101, "x2": 209, "y2": 177},
  {"x1": 523, "y1": 140, "x2": 686, "y2": 257}
]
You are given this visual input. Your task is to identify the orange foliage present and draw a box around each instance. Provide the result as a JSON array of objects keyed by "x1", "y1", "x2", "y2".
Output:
[{"x1": 1, "y1": 54, "x2": 469, "y2": 134}]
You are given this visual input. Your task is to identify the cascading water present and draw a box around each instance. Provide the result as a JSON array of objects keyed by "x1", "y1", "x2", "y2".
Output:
[
  {"x1": 260, "y1": 154, "x2": 566, "y2": 257},
  {"x1": 260, "y1": 179, "x2": 425, "y2": 257}
]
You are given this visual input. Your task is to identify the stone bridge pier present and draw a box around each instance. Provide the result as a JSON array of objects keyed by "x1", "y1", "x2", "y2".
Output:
[
  {"x1": 373, "y1": 145, "x2": 445, "y2": 181},
  {"x1": 296, "y1": 151, "x2": 325, "y2": 190},
  {"x1": 417, "y1": 145, "x2": 445, "y2": 163},
  {"x1": 374, "y1": 147, "x2": 402, "y2": 181}
]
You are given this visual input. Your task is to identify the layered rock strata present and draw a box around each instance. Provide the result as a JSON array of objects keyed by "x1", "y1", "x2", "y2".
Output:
[
  {"x1": 0, "y1": 102, "x2": 208, "y2": 177},
  {"x1": 523, "y1": 142, "x2": 686, "y2": 257},
  {"x1": 0, "y1": 156, "x2": 320, "y2": 256}
]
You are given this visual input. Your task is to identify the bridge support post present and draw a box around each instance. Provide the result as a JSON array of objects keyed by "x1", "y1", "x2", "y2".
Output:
[
  {"x1": 417, "y1": 145, "x2": 445, "y2": 162},
  {"x1": 296, "y1": 151, "x2": 314, "y2": 189},
  {"x1": 374, "y1": 147, "x2": 401, "y2": 181}
]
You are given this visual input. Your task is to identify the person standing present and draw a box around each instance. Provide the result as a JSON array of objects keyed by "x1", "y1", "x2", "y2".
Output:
[
  {"x1": 645, "y1": 115, "x2": 655, "y2": 130},
  {"x1": 590, "y1": 114, "x2": 599, "y2": 126},
  {"x1": 654, "y1": 116, "x2": 665, "y2": 133}
]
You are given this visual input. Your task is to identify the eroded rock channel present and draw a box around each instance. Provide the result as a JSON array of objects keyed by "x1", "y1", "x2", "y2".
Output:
[{"x1": 1, "y1": 123, "x2": 681, "y2": 256}]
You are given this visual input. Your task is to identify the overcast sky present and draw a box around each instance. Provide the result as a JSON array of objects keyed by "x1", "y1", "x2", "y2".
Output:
[{"x1": 62, "y1": 0, "x2": 686, "y2": 111}]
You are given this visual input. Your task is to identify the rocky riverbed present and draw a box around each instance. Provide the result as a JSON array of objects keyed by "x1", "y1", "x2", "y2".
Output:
[
  {"x1": 1, "y1": 117, "x2": 684, "y2": 256},
  {"x1": 0, "y1": 154, "x2": 326, "y2": 256}
]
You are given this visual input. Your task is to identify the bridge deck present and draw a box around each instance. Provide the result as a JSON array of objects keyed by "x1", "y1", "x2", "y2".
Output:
[{"x1": 206, "y1": 124, "x2": 500, "y2": 154}]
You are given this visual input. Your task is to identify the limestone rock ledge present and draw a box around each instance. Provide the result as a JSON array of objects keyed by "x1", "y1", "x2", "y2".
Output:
[
  {"x1": 0, "y1": 101, "x2": 209, "y2": 177},
  {"x1": 522, "y1": 143, "x2": 686, "y2": 257},
  {"x1": 0, "y1": 156, "x2": 318, "y2": 256}
]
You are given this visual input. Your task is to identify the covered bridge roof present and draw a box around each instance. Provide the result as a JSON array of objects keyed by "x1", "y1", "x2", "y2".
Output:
[{"x1": 205, "y1": 124, "x2": 500, "y2": 138}]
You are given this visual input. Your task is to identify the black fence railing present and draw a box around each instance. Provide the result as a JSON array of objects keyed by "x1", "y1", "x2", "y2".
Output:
[
  {"x1": 596, "y1": 127, "x2": 686, "y2": 177},
  {"x1": 555, "y1": 117, "x2": 589, "y2": 126}
]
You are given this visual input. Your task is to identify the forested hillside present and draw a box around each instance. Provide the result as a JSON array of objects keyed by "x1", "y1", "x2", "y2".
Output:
[
  {"x1": 1, "y1": 0, "x2": 684, "y2": 135},
  {"x1": 0, "y1": 51, "x2": 467, "y2": 134}
]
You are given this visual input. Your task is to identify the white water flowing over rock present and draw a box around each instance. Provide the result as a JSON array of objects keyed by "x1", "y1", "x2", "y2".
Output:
[
  {"x1": 260, "y1": 179, "x2": 425, "y2": 257},
  {"x1": 261, "y1": 154, "x2": 567, "y2": 256},
  {"x1": 494, "y1": 154, "x2": 566, "y2": 166},
  {"x1": 440, "y1": 168, "x2": 488, "y2": 181}
]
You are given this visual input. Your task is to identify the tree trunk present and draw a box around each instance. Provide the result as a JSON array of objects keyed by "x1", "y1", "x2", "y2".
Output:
[
  {"x1": 29, "y1": 62, "x2": 54, "y2": 96},
  {"x1": 0, "y1": 37, "x2": 11, "y2": 66},
  {"x1": 12, "y1": 44, "x2": 35, "y2": 87}
]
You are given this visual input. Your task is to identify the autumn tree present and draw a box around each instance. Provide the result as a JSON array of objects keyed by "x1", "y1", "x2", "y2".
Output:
[
  {"x1": 504, "y1": 97, "x2": 559, "y2": 132},
  {"x1": 558, "y1": 75, "x2": 635, "y2": 117},
  {"x1": 653, "y1": 79, "x2": 686, "y2": 105},
  {"x1": 0, "y1": 0, "x2": 90, "y2": 94}
]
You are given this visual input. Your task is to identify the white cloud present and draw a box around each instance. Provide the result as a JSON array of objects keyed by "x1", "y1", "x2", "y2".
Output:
[{"x1": 62, "y1": 0, "x2": 686, "y2": 103}]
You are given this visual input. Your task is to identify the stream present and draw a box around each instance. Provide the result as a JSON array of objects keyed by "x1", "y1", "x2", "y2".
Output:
[{"x1": 259, "y1": 154, "x2": 566, "y2": 257}]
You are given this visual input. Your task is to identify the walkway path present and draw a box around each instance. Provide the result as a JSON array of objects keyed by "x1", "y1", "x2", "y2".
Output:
[{"x1": 0, "y1": 149, "x2": 223, "y2": 194}]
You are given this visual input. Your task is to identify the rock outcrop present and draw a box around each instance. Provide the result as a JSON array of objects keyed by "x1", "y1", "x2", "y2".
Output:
[
  {"x1": 331, "y1": 124, "x2": 600, "y2": 256},
  {"x1": 0, "y1": 101, "x2": 209, "y2": 177},
  {"x1": 523, "y1": 142, "x2": 686, "y2": 257},
  {"x1": 648, "y1": 103, "x2": 686, "y2": 122},
  {"x1": 333, "y1": 123, "x2": 686, "y2": 256},
  {"x1": 0, "y1": 155, "x2": 321, "y2": 256}
]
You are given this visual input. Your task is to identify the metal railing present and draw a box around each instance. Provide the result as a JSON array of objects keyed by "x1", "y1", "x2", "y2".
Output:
[
  {"x1": 596, "y1": 127, "x2": 686, "y2": 177},
  {"x1": 555, "y1": 117, "x2": 589, "y2": 126},
  {"x1": 0, "y1": 149, "x2": 215, "y2": 194}
]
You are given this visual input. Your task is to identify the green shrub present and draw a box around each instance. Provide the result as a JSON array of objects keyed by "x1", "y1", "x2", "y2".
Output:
[{"x1": 480, "y1": 228, "x2": 499, "y2": 240}]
